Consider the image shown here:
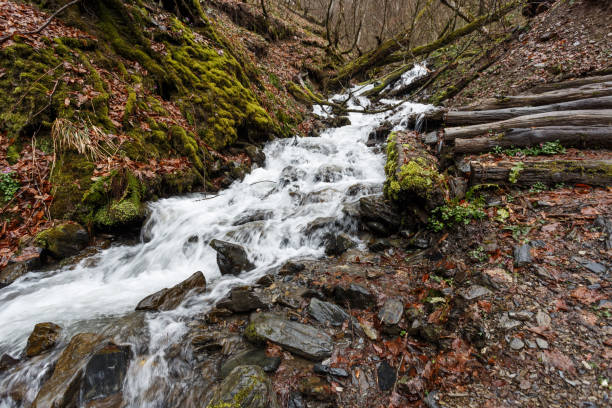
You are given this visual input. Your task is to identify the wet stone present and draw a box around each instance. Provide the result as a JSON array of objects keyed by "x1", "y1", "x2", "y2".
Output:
[
  {"x1": 308, "y1": 297, "x2": 351, "y2": 327},
  {"x1": 0, "y1": 353, "x2": 19, "y2": 372},
  {"x1": 233, "y1": 210, "x2": 272, "y2": 226},
  {"x1": 279, "y1": 261, "x2": 305, "y2": 276},
  {"x1": 35, "y1": 221, "x2": 89, "y2": 260},
  {"x1": 287, "y1": 392, "x2": 306, "y2": 408},
  {"x1": 333, "y1": 283, "x2": 375, "y2": 309},
  {"x1": 514, "y1": 244, "x2": 533, "y2": 266},
  {"x1": 135, "y1": 271, "x2": 206, "y2": 311},
  {"x1": 298, "y1": 376, "x2": 333, "y2": 401},
  {"x1": 25, "y1": 322, "x2": 62, "y2": 358},
  {"x1": 217, "y1": 286, "x2": 265, "y2": 313},
  {"x1": 324, "y1": 233, "x2": 357, "y2": 256},
  {"x1": 314, "y1": 363, "x2": 349, "y2": 378},
  {"x1": 245, "y1": 313, "x2": 332, "y2": 361},
  {"x1": 210, "y1": 239, "x2": 255, "y2": 275},
  {"x1": 208, "y1": 365, "x2": 279, "y2": 408},
  {"x1": 377, "y1": 360, "x2": 396, "y2": 391},
  {"x1": 220, "y1": 349, "x2": 281, "y2": 378},
  {"x1": 81, "y1": 343, "x2": 133, "y2": 403}
]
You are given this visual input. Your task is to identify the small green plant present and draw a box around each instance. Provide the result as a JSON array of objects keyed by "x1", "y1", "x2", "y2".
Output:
[
  {"x1": 529, "y1": 182, "x2": 547, "y2": 194},
  {"x1": 492, "y1": 140, "x2": 566, "y2": 157},
  {"x1": 509, "y1": 161, "x2": 524, "y2": 184},
  {"x1": 468, "y1": 246, "x2": 487, "y2": 262},
  {"x1": 495, "y1": 207, "x2": 510, "y2": 222},
  {"x1": 503, "y1": 224, "x2": 532, "y2": 241},
  {"x1": 0, "y1": 172, "x2": 20, "y2": 202},
  {"x1": 429, "y1": 200, "x2": 486, "y2": 231},
  {"x1": 554, "y1": 182, "x2": 566, "y2": 189}
]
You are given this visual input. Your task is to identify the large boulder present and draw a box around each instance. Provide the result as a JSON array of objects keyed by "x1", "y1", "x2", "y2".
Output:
[
  {"x1": 209, "y1": 239, "x2": 255, "y2": 276},
  {"x1": 324, "y1": 233, "x2": 357, "y2": 256},
  {"x1": 136, "y1": 271, "x2": 206, "y2": 311},
  {"x1": 35, "y1": 222, "x2": 89, "y2": 259},
  {"x1": 217, "y1": 286, "x2": 266, "y2": 313},
  {"x1": 25, "y1": 322, "x2": 62, "y2": 358},
  {"x1": 32, "y1": 333, "x2": 132, "y2": 408},
  {"x1": 207, "y1": 365, "x2": 279, "y2": 408},
  {"x1": 358, "y1": 195, "x2": 402, "y2": 236},
  {"x1": 333, "y1": 283, "x2": 376, "y2": 309},
  {"x1": 0, "y1": 246, "x2": 43, "y2": 288},
  {"x1": 245, "y1": 313, "x2": 332, "y2": 361}
]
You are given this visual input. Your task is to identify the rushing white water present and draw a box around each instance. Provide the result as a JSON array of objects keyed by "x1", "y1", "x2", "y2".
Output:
[{"x1": 0, "y1": 67, "x2": 432, "y2": 407}]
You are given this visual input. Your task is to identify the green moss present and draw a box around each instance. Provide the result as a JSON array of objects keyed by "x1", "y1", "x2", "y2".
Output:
[
  {"x1": 90, "y1": 171, "x2": 145, "y2": 229},
  {"x1": 50, "y1": 153, "x2": 96, "y2": 221},
  {"x1": 123, "y1": 88, "x2": 137, "y2": 126},
  {"x1": 170, "y1": 125, "x2": 204, "y2": 171},
  {"x1": 6, "y1": 144, "x2": 20, "y2": 164}
]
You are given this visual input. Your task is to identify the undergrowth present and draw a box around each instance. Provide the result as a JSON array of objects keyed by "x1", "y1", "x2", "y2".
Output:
[{"x1": 492, "y1": 140, "x2": 566, "y2": 157}]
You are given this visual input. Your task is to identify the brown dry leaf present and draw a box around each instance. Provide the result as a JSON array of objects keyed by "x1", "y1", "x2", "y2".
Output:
[
  {"x1": 542, "y1": 350, "x2": 576, "y2": 375},
  {"x1": 571, "y1": 286, "x2": 605, "y2": 305}
]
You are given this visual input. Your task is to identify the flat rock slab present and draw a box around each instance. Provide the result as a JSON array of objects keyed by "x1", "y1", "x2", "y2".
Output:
[
  {"x1": 220, "y1": 349, "x2": 281, "y2": 378},
  {"x1": 245, "y1": 313, "x2": 332, "y2": 361},
  {"x1": 136, "y1": 271, "x2": 206, "y2": 311},
  {"x1": 308, "y1": 298, "x2": 351, "y2": 327},
  {"x1": 459, "y1": 285, "x2": 492, "y2": 301},
  {"x1": 208, "y1": 365, "x2": 279, "y2": 408},
  {"x1": 514, "y1": 244, "x2": 533, "y2": 266}
]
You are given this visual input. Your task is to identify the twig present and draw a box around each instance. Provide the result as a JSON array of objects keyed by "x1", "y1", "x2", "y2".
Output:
[
  {"x1": 0, "y1": 0, "x2": 83, "y2": 44},
  {"x1": 11, "y1": 63, "x2": 63, "y2": 113},
  {"x1": 392, "y1": 352, "x2": 406, "y2": 394}
]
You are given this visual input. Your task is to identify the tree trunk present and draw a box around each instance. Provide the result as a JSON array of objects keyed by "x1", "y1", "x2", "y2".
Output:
[
  {"x1": 441, "y1": 110, "x2": 612, "y2": 141},
  {"x1": 445, "y1": 96, "x2": 612, "y2": 126},
  {"x1": 455, "y1": 126, "x2": 612, "y2": 153},
  {"x1": 461, "y1": 82, "x2": 612, "y2": 110},
  {"x1": 469, "y1": 159, "x2": 612, "y2": 187},
  {"x1": 530, "y1": 74, "x2": 612, "y2": 94}
]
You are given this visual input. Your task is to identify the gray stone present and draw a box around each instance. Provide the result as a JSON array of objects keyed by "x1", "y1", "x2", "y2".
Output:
[
  {"x1": 535, "y1": 310, "x2": 551, "y2": 328},
  {"x1": 233, "y1": 210, "x2": 272, "y2": 226},
  {"x1": 535, "y1": 338, "x2": 549, "y2": 349},
  {"x1": 245, "y1": 313, "x2": 332, "y2": 361},
  {"x1": 208, "y1": 365, "x2": 279, "y2": 408},
  {"x1": 313, "y1": 364, "x2": 349, "y2": 377},
  {"x1": 81, "y1": 343, "x2": 132, "y2": 403},
  {"x1": 333, "y1": 283, "x2": 375, "y2": 308},
  {"x1": 308, "y1": 298, "x2": 351, "y2": 327},
  {"x1": 378, "y1": 298, "x2": 404, "y2": 333},
  {"x1": 509, "y1": 338, "x2": 524, "y2": 350},
  {"x1": 324, "y1": 233, "x2": 357, "y2": 256},
  {"x1": 278, "y1": 261, "x2": 305, "y2": 276},
  {"x1": 210, "y1": 239, "x2": 255, "y2": 276},
  {"x1": 0, "y1": 262, "x2": 28, "y2": 289},
  {"x1": 358, "y1": 195, "x2": 401, "y2": 236},
  {"x1": 313, "y1": 165, "x2": 343, "y2": 183},
  {"x1": 459, "y1": 285, "x2": 492, "y2": 301},
  {"x1": 217, "y1": 286, "x2": 266, "y2": 313},
  {"x1": 508, "y1": 311, "x2": 533, "y2": 321},
  {"x1": 514, "y1": 244, "x2": 533, "y2": 266},
  {"x1": 135, "y1": 271, "x2": 206, "y2": 311},
  {"x1": 377, "y1": 361, "x2": 396, "y2": 391},
  {"x1": 35, "y1": 222, "x2": 89, "y2": 259},
  {"x1": 245, "y1": 145, "x2": 266, "y2": 167},
  {"x1": 499, "y1": 313, "x2": 522, "y2": 330},
  {"x1": 220, "y1": 349, "x2": 281, "y2": 378}
]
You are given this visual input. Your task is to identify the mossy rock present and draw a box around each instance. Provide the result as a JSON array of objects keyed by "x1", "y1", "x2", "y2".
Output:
[
  {"x1": 206, "y1": 365, "x2": 279, "y2": 408},
  {"x1": 35, "y1": 221, "x2": 89, "y2": 259}
]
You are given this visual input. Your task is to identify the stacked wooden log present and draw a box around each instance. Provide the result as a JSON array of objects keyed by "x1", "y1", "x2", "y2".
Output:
[{"x1": 419, "y1": 75, "x2": 612, "y2": 187}]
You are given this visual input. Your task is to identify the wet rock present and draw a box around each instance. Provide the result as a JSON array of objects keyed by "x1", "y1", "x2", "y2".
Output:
[
  {"x1": 135, "y1": 271, "x2": 206, "y2": 311},
  {"x1": 341, "y1": 201, "x2": 361, "y2": 218},
  {"x1": 220, "y1": 349, "x2": 281, "y2": 378},
  {"x1": 0, "y1": 353, "x2": 19, "y2": 372},
  {"x1": 245, "y1": 145, "x2": 266, "y2": 166},
  {"x1": 408, "y1": 237, "x2": 430, "y2": 249},
  {"x1": 35, "y1": 221, "x2": 89, "y2": 259},
  {"x1": 397, "y1": 375, "x2": 424, "y2": 397},
  {"x1": 573, "y1": 256, "x2": 608, "y2": 274},
  {"x1": 377, "y1": 360, "x2": 396, "y2": 391},
  {"x1": 298, "y1": 376, "x2": 332, "y2": 401},
  {"x1": 514, "y1": 244, "x2": 533, "y2": 266},
  {"x1": 279, "y1": 166, "x2": 306, "y2": 187},
  {"x1": 509, "y1": 338, "x2": 525, "y2": 350},
  {"x1": 210, "y1": 239, "x2": 255, "y2": 276},
  {"x1": 208, "y1": 365, "x2": 279, "y2": 408},
  {"x1": 366, "y1": 121, "x2": 392, "y2": 147},
  {"x1": 449, "y1": 176, "x2": 468, "y2": 200},
  {"x1": 303, "y1": 188, "x2": 340, "y2": 204},
  {"x1": 458, "y1": 285, "x2": 491, "y2": 301},
  {"x1": 217, "y1": 286, "x2": 266, "y2": 313},
  {"x1": 81, "y1": 343, "x2": 132, "y2": 403},
  {"x1": 233, "y1": 210, "x2": 272, "y2": 226},
  {"x1": 594, "y1": 215, "x2": 612, "y2": 249},
  {"x1": 25, "y1": 322, "x2": 62, "y2": 358},
  {"x1": 33, "y1": 332, "x2": 104, "y2": 408},
  {"x1": 287, "y1": 393, "x2": 306, "y2": 408},
  {"x1": 245, "y1": 313, "x2": 332, "y2": 361},
  {"x1": 256, "y1": 274, "x2": 274, "y2": 287},
  {"x1": 314, "y1": 165, "x2": 343, "y2": 183},
  {"x1": 367, "y1": 238, "x2": 391, "y2": 252},
  {"x1": 279, "y1": 260, "x2": 305, "y2": 276},
  {"x1": 0, "y1": 262, "x2": 28, "y2": 289},
  {"x1": 364, "y1": 221, "x2": 391, "y2": 236},
  {"x1": 333, "y1": 283, "x2": 375, "y2": 309},
  {"x1": 499, "y1": 313, "x2": 522, "y2": 330},
  {"x1": 378, "y1": 298, "x2": 404, "y2": 334},
  {"x1": 324, "y1": 233, "x2": 357, "y2": 256},
  {"x1": 313, "y1": 363, "x2": 349, "y2": 377},
  {"x1": 308, "y1": 298, "x2": 350, "y2": 327},
  {"x1": 346, "y1": 182, "x2": 382, "y2": 196},
  {"x1": 303, "y1": 217, "x2": 338, "y2": 237},
  {"x1": 358, "y1": 195, "x2": 401, "y2": 236}
]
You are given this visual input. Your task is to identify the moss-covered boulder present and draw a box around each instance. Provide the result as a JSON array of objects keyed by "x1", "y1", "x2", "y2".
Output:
[
  {"x1": 25, "y1": 322, "x2": 62, "y2": 358},
  {"x1": 35, "y1": 221, "x2": 89, "y2": 259},
  {"x1": 207, "y1": 365, "x2": 279, "y2": 408}
]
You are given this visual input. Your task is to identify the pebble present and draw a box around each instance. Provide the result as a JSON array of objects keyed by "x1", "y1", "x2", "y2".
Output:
[
  {"x1": 509, "y1": 310, "x2": 533, "y2": 321},
  {"x1": 499, "y1": 313, "x2": 522, "y2": 330},
  {"x1": 536, "y1": 338, "x2": 549, "y2": 349},
  {"x1": 509, "y1": 338, "x2": 524, "y2": 350},
  {"x1": 459, "y1": 285, "x2": 492, "y2": 301},
  {"x1": 535, "y1": 310, "x2": 551, "y2": 328}
]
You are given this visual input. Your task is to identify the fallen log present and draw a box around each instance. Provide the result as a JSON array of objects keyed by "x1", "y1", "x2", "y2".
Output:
[
  {"x1": 461, "y1": 82, "x2": 612, "y2": 110},
  {"x1": 445, "y1": 96, "x2": 612, "y2": 126},
  {"x1": 530, "y1": 74, "x2": 612, "y2": 94},
  {"x1": 455, "y1": 126, "x2": 612, "y2": 153},
  {"x1": 469, "y1": 159, "x2": 612, "y2": 187},
  {"x1": 442, "y1": 110, "x2": 612, "y2": 141}
]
